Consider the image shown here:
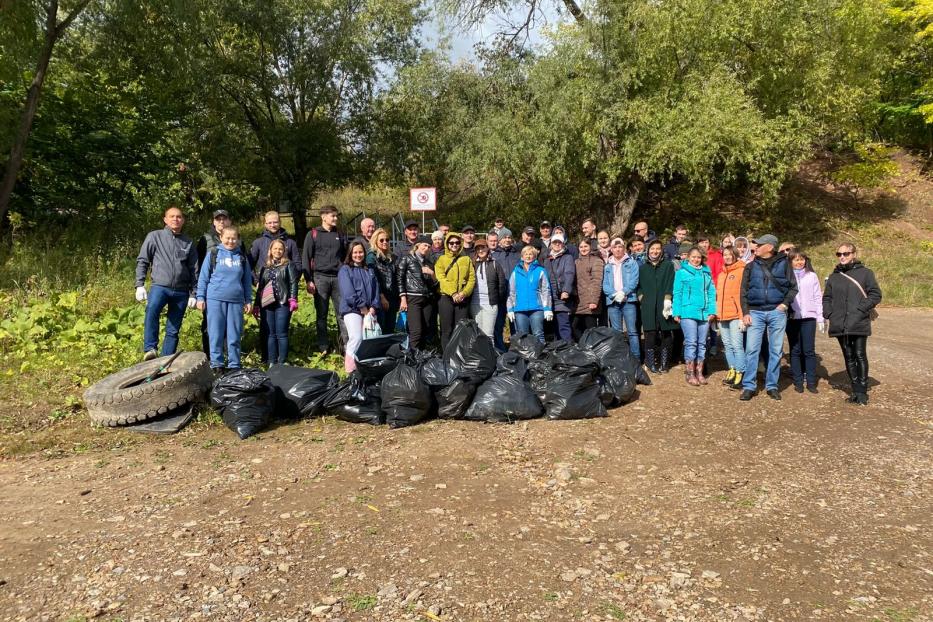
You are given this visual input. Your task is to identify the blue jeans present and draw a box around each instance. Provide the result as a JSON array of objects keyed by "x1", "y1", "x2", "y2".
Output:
[
  {"x1": 607, "y1": 301, "x2": 641, "y2": 359},
  {"x1": 207, "y1": 299, "x2": 245, "y2": 369},
  {"x1": 262, "y1": 303, "x2": 292, "y2": 365},
  {"x1": 143, "y1": 285, "x2": 189, "y2": 355},
  {"x1": 680, "y1": 318, "x2": 709, "y2": 361},
  {"x1": 514, "y1": 310, "x2": 545, "y2": 344},
  {"x1": 742, "y1": 309, "x2": 788, "y2": 391},
  {"x1": 719, "y1": 319, "x2": 746, "y2": 373}
]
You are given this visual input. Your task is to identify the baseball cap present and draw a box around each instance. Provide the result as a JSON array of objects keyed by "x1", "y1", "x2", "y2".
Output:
[
  {"x1": 539, "y1": 220, "x2": 552, "y2": 228},
  {"x1": 404, "y1": 219, "x2": 419, "y2": 229},
  {"x1": 212, "y1": 209, "x2": 230, "y2": 219},
  {"x1": 415, "y1": 235, "x2": 431, "y2": 245},
  {"x1": 462, "y1": 224, "x2": 476, "y2": 232},
  {"x1": 752, "y1": 234, "x2": 779, "y2": 248},
  {"x1": 551, "y1": 233, "x2": 565, "y2": 244},
  {"x1": 523, "y1": 226, "x2": 536, "y2": 235}
]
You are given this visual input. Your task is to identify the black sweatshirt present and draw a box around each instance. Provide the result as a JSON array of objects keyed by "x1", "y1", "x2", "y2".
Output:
[{"x1": 302, "y1": 226, "x2": 346, "y2": 282}]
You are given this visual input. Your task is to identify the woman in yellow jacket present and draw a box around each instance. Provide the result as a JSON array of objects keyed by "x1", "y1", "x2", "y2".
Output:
[
  {"x1": 715, "y1": 246, "x2": 746, "y2": 389},
  {"x1": 434, "y1": 231, "x2": 476, "y2": 350}
]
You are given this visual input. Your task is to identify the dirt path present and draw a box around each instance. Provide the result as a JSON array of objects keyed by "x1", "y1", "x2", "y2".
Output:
[{"x1": 0, "y1": 308, "x2": 930, "y2": 622}]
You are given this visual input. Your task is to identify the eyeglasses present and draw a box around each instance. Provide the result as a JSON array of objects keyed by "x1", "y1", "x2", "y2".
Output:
[
  {"x1": 448, "y1": 241, "x2": 461, "y2": 246},
  {"x1": 835, "y1": 251, "x2": 853, "y2": 257}
]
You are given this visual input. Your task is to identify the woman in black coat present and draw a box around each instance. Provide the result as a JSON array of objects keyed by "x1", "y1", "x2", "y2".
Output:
[{"x1": 822, "y1": 243, "x2": 882, "y2": 405}]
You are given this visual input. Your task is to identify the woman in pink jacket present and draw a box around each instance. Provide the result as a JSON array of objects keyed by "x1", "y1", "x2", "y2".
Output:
[{"x1": 787, "y1": 252, "x2": 824, "y2": 393}]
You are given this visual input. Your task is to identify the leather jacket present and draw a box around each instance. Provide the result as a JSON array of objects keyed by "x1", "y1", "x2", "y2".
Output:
[
  {"x1": 366, "y1": 250, "x2": 399, "y2": 300},
  {"x1": 254, "y1": 261, "x2": 300, "y2": 306},
  {"x1": 396, "y1": 252, "x2": 438, "y2": 298}
]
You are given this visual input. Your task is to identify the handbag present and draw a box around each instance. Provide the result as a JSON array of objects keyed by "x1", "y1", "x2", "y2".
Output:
[{"x1": 839, "y1": 272, "x2": 879, "y2": 321}]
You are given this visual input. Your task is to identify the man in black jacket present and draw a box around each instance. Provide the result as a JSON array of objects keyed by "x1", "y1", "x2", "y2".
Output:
[
  {"x1": 395, "y1": 219, "x2": 420, "y2": 258},
  {"x1": 302, "y1": 205, "x2": 347, "y2": 354},
  {"x1": 663, "y1": 224, "x2": 689, "y2": 261}
]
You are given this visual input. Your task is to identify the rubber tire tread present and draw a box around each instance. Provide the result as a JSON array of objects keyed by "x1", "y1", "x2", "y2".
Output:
[{"x1": 83, "y1": 352, "x2": 212, "y2": 427}]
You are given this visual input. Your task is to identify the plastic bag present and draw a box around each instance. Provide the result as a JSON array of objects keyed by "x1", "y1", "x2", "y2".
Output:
[
  {"x1": 363, "y1": 313, "x2": 382, "y2": 339},
  {"x1": 543, "y1": 370, "x2": 607, "y2": 420},
  {"x1": 527, "y1": 359, "x2": 551, "y2": 403},
  {"x1": 495, "y1": 351, "x2": 528, "y2": 379},
  {"x1": 436, "y1": 378, "x2": 477, "y2": 420},
  {"x1": 579, "y1": 327, "x2": 638, "y2": 404},
  {"x1": 356, "y1": 356, "x2": 397, "y2": 384},
  {"x1": 396, "y1": 310, "x2": 408, "y2": 332},
  {"x1": 443, "y1": 319, "x2": 497, "y2": 382},
  {"x1": 382, "y1": 363, "x2": 434, "y2": 429},
  {"x1": 266, "y1": 365, "x2": 339, "y2": 418},
  {"x1": 211, "y1": 369, "x2": 276, "y2": 439},
  {"x1": 464, "y1": 375, "x2": 543, "y2": 423},
  {"x1": 355, "y1": 333, "x2": 407, "y2": 383},
  {"x1": 324, "y1": 372, "x2": 384, "y2": 425},
  {"x1": 420, "y1": 356, "x2": 457, "y2": 388},
  {"x1": 509, "y1": 333, "x2": 544, "y2": 361}
]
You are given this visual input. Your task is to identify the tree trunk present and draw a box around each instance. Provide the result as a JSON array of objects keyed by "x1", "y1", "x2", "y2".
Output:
[
  {"x1": 601, "y1": 175, "x2": 642, "y2": 237},
  {"x1": 0, "y1": 0, "x2": 89, "y2": 235}
]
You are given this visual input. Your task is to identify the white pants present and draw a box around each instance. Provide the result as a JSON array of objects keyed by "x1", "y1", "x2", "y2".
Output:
[
  {"x1": 470, "y1": 302, "x2": 498, "y2": 338},
  {"x1": 343, "y1": 313, "x2": 364, "y2": 373}
]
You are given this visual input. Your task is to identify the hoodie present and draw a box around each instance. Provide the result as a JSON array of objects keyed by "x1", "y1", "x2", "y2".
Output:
[
  {"x1": 197, "y1": 245, "x2": 253, "y2": 305},
  {"x1": 433, "y1": 232, "x2": 475, "y2": 298}
]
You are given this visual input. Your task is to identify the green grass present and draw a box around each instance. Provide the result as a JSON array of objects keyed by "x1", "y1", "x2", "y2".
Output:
[{"x1": 346, "y1": 593, "x2": 377, "y2": 612}]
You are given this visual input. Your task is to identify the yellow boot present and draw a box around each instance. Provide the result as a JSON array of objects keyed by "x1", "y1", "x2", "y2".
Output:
[
  {"x1": 729, "y1": 371, "x2": 744, "y2": 390},
  {"x1": 722, "y1": 368, "x2": 735, "y2": 385}
]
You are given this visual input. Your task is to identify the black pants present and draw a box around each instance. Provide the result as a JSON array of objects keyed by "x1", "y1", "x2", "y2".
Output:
[
  {"x1": 572, "y1": 314, "x2": 598, "y2": 341},
  {"x1": 837, "y1": 335, "x2": 869, "y2": 395},
  {"x1": 377, "y1": 297, "x2": 400, "y2": 335},
  {"x1": 200, "y1": 310, "x2": 211, "y2": 356},
  {"x1": 787, "y1": 318, "x2": 817, "y2": 386},
  {"x1": 313, "y1": 273, "x2": 347, "y2": 351},
  {"x1": 438, "y1": 295, "x2": 470, "y2": 351},
  {"x1": 406, "y1": 295, "x2": 436, "y2": 351},
  {"x1": 644, "y1": 329, "x2": 673, "y2": 352}
]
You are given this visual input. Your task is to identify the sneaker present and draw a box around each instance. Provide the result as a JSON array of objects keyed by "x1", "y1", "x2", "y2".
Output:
[
  {"x1": 767, "y1": 389, "x2": 781, "y2": 401},
  {"x1": 143, "y1": 350, "x2": 158, "y2": 361}
]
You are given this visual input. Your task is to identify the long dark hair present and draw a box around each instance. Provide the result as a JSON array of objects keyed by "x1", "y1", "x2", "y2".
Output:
[{"x1": 344, "y1": 241, "x2": 367, "y2": 266}]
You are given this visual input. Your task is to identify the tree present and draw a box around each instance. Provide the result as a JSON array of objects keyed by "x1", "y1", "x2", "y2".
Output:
[{"x1": 0, "y1": 0, "x2": 92, "y2": 234}]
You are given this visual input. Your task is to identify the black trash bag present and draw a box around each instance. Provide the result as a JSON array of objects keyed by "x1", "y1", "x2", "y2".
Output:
[
  {"x1": 579, "y1": 327, "x2": 638, "y2": 404},
  {"x1": 597, "y1": 374, "x2": 616, "y2": 408},
  {"x1": 382, "y1": 363, "x2": 434, "y2": 429},
  {"x1": 601, "y1": 365, "x2": 637, "y2": 406},
  {"x1": 545, "y1": 343, "x2": 601, "y2": 372},
  {"x1": 436, "y1": 378, "x2": 477, "y2": 420},
  {"x1": 579, "y1": 326, "x2": 630, "y2": 360},
  {"x1": 464, "y1": 375, "x2": 544, "y2": 423},
  {"x1": 527, "y1": 359, "x2": 552, "y2": 403},
  {"x1": 420, "y1": 356, "x2": 457, "y2": 388},
  {"x1": 324, "y1": 372, "x2": 384, "y2": 425},
  {"x1": 443, "y1": 319, "x2": 497, "y2": 382},
  {"x1": 543, "y1": 369, "x2": 608, "y2": 421},
  {"x1": 211, "y1": 369, "x2": 276, "y2": 439},
  {"x1": 542, "y1": 339, "x2": 575, "y2": 360},
  {"x1": 509, "y1": 334, "x2": 543, "y2": 360},
  {"x1": 635, "y1": 366, "x2": 652, "y2": 386},
  {"x1": 356, "y1": 356, "x2": 397, "y2": 384},
  {"x1": 496, "y1": 351, "x2": 528, "y2": 379},
  {"x1": 266, "y1": 365, "x2": 339, "y2": 419}
]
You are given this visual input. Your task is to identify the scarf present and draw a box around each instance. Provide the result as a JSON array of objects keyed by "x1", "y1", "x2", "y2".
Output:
[
  {"x1": 734, "y1": 237, "x2": 753, "y2": 263},
  {"x1": 609, "y1": 254, "x2": 629, "y2": 293}
]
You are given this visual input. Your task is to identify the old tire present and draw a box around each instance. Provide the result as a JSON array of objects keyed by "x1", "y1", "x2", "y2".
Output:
[{"x1": 84, "y1": 352, "x2": 212, "y2": 427}]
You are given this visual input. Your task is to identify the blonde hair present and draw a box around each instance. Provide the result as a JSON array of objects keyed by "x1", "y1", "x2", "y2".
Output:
[
  {"x1": 264, "y1": 210, "x2": 280, "y2": 220},
  {"x1": 370, "y1": 228, "x2": 391, "y2": 260},
  {"x1": 265, "y1": 238, "x2": 289, "y2": 267}
]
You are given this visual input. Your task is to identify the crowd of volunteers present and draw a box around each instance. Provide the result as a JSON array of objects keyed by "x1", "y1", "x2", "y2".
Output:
[{"x1": 135, "y1": 206, "x2": 882, "y2": 405}]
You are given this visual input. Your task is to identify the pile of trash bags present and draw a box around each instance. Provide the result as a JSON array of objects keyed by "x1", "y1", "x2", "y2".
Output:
[{"x1": 210, "y1": 321, "x2": 644, "y2": 438}]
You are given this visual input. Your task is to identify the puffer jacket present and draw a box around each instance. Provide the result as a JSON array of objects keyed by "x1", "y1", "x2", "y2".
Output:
[
  {"x1": 673, "y1": 263, "x2": 716, "y2": 321},
  {"x1": 542, "y1": 249, "x2": 577, "y2": 313},
  {"x1": 715, "y1": 260, "x2": 745, "y2": 321},
  {"x1": 508, "y1": 260, "x2": 552, "y2": 313},
  {"x1": 575, "y1": 253, "x2": 604, "y2": 316},
  {"x1": 602, "y1": 254, "x2": 640, "y2": 304},
  {"x1": 396, "y1": 251, "x2": 438, "y2": 298},
  {"x1": 741, "y1": 253, "x2": 797, "y2": 313},
  {"x1": 254, "y1": 261, "x2": 300, "y2": 307},
  {"x1": 823, "y1": 261, "x2": 881, "y2": 337},
  {"x1": 434, "y1": 233, "x2": 475, "y2": 298},
  {"x1": 792, "y1": 269, "x2": 824, "y2": 320},
  {"x1": 366, "y1": 250, "x2": 398, "y2": 301}
]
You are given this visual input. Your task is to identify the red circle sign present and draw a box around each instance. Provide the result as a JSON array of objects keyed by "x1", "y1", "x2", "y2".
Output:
[{"x1": 417, "y1": 192, "x2": 429, "y2": 203}]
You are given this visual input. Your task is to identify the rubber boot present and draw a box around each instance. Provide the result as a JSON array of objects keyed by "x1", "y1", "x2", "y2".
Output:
[
  {"x1": 686, "y1": 361, "x2": 700, "y2": 386},
  {"x1": 695, "y1": 359, "x2": 708, "y2": 385},
  {"x1": 645, "y1": 348, "x2": 657, "y2": 373},
  {"x1": 658, "y1": 344, "x2": 670, "y2": 373},
  {"x1": 730, "y1": 371, "x2": 744, "y2": 390},
  {"x1": 722, "y1": 368, "x2": 735, "y2": 385}
]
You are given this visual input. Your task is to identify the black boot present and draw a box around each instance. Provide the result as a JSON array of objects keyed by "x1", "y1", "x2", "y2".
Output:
[
  {"x1": 645, "y1": 348, "x2": 657, "y2": 373},
  {"x1": 657, "y1": 344, "x2": 671, "y2": 373}
]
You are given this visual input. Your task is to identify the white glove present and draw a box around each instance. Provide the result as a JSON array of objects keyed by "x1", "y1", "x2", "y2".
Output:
[
  {"x1": 544, "y1": 310, "x2": 554, "y2": 322},
  {"x1": 187, "y1": 297, "x2": 197, "y2": 309},
  {"x1": 507, "y1": 311, "x2": 515, "y2": 322},
  {"x1": 662, "y1": 299, "x2": 673, "y2": 319},
  {"x1": 135, "y1": 286, "x2": 147, "y2": 303},
  {"x1": 613, "y1": 291, "x2": 626, "y2": 304}
]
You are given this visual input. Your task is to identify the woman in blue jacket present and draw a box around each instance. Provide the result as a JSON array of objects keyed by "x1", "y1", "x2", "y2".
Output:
[
  {"x1": 508, "y1": 245, "x2": 553, "y2": 344},
  {"x1": 602, "y1": 238, "x2": 641, "y2": 359},
  {"x1": 338, "y1": 241, "x2": 381, "y2": 373},
  {"x1": 196, "y1": 226, "x2": 253, "y2": 374},
  {"x1": 672, "y1": 247, "x2": 717, "y2": 386}
]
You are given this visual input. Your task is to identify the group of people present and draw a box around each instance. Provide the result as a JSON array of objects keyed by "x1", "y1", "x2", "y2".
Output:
[{"x1": 136, "y1": 207, "x2": 882, "y2": 405}]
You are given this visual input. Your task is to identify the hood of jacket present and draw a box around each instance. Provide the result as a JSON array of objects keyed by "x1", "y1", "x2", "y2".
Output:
[
  {"x1": 443, "y1": 232, "x2": 463, "y2": 259},
  {"x1": 834, "y1": 260, "x2": 863, "y2": 274}
]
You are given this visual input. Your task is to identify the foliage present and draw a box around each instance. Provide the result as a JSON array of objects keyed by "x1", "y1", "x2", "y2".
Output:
[{"x1": 829, "y1": 143, "x2": 900, "y2": 202}]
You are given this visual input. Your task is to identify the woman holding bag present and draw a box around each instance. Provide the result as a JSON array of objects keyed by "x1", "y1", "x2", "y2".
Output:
[
  {"x1": 338, "y1": 241, "x2": 380, "y2": 373},
  {"x1": 823, "y1": 243, "x2": 882, "y2": 405},
  {"x1": 254, "y1": 239, "x2": 300, "y2": 365}
]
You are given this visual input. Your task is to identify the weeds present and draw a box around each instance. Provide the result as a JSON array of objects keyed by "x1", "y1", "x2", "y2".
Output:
[{"x1": 346, "y1": 593, "x2": 377, "y2": 611}]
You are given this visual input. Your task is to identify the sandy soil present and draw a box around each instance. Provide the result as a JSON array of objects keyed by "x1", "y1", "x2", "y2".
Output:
[{"x1": 0, "y1": 308, "x2": 930, "y2": 622}]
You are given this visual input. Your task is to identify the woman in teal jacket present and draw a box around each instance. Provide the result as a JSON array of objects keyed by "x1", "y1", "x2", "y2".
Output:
[{"x1": 672, "y1": 247, "x2": 716, "y2": 386}]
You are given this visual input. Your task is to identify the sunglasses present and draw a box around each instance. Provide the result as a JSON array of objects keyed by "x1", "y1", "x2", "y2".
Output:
[
  {"x1": 835, "y1": 251, "x2": 853, "y2": 257},
  {"x1": 448, "y1": 241, "x2": 461, "y2": 246}
]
